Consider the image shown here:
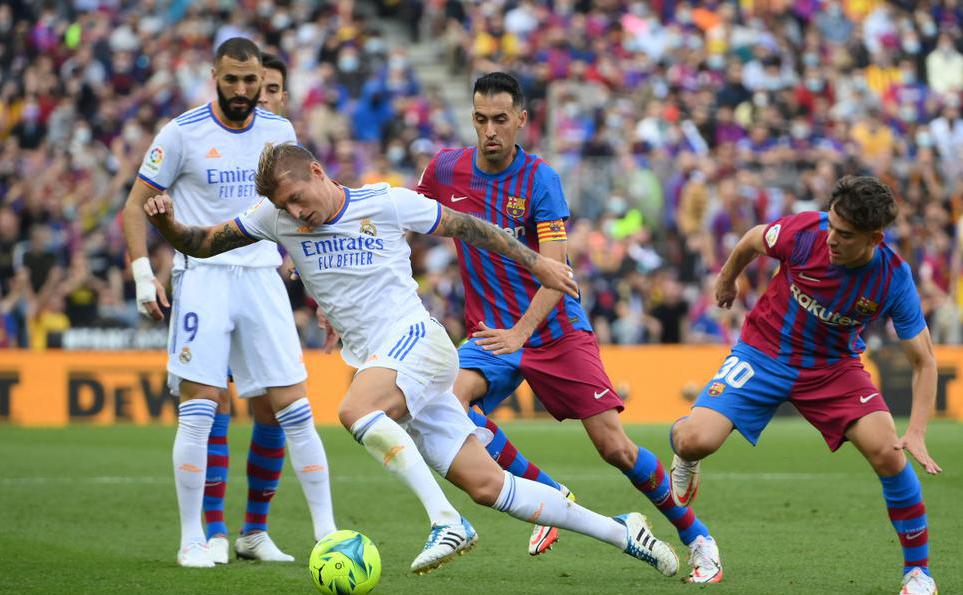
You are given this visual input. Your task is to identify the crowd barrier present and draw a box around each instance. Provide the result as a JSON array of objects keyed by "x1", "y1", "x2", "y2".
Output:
[{"x1": 1, "y1": 345, "x2": 960, "y2": 426}]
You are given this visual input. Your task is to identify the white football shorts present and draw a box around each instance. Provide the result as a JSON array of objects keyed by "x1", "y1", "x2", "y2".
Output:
[
  {"x1": 357, "y1": 317, "x2": 491, "y2": 476},
  {"x1": 166, "y1": 264, "x2": 306, "y2": 398}
]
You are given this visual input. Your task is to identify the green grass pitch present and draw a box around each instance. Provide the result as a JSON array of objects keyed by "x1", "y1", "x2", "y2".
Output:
[{"x1": 1, "y1": 419, "x2": 960, "y2": 594}]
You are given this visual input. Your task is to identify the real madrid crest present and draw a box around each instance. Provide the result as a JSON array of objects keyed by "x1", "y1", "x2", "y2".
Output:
[
  {"x1": 360, "y1": 218, "x2": 377, "y2": 236},
  {"x1": 179, "y1": 346, "x2": 192, "y2": 364}
]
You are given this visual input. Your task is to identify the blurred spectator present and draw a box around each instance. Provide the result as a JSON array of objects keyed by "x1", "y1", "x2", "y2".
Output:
[{"x1": 3, "y1": 0, "x2": 963, "y2": 350}]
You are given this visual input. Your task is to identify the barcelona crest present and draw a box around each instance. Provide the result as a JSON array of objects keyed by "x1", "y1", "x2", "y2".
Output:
[
  {"x1": 708, "y1": 382, "x2": 726, "y2": 397},
  {"x1": 854, "y1": 296, "x2": 878, "y2": 316},
  {"x1": 506, "y1": 196, "x2": 527, "y2": 218}
]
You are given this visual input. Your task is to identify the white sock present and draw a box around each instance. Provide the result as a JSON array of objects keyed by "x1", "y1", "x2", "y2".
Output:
[
  {"x1": 275, "y1": 398, "x2": 337, "y2": 540},
  {"x1": 493, "y1": 471, "x2": 626, "y2": 549},
  {"x1": 350, "y1": 410, "x2": 460, "y2": 526},
  {"x1": 173, "y1": 398, "x2": 217, "y2": 549}
]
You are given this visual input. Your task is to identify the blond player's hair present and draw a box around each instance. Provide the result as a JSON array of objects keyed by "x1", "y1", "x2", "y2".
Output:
[{"x1": 255, "y1": 142, "x2": 317, "y2": 199}]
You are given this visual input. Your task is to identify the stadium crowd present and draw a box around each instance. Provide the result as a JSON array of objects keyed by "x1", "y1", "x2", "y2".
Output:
[{"x1": 1, "y1": 0, "x2": 962, "y2": 351}]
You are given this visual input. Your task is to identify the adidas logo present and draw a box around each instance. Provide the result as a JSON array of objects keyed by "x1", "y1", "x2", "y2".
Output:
[{"x1": 206, "y1": 147, "x2": 221, "y2": 158}]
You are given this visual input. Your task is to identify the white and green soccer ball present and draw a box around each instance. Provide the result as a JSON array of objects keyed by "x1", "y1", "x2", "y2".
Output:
[{"x1": 308, "y1": 530, "x2": 381, "y2": 594}]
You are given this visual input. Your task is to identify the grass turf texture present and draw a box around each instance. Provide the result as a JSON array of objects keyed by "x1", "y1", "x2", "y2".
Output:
[{"x1": 1, "y1": 419, "x2": 960, "y2": 594}]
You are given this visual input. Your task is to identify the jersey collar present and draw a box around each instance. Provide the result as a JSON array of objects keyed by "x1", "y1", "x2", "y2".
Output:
[
  {"x1": 471, "y1": 145, "x2": 527, "y2": 179},
  {"x1": 208, "y1": 102, "x2": 256, "y2": 134},
  {"x1": 326, "y1": 186, "x2": 350, "y2": 224}
]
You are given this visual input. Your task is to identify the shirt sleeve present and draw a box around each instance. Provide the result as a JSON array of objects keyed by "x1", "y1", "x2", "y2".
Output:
[
  {"x1": 280, "y1": 119, "x2": 298, "y2": 144},
  {"x1": 887, "y1": 261, "x2": 927, "y2": 340},
  {"x1": 761, "y1": 212, "x2": 820, "y2": 261},
  {"x1": 233, "y1": 199, "x2": 277, "y2": 242},
  {"x1": 137, "y1": 121, "x2": 182, "y2": 191},
  {"x1": 415, "y1": 155, "x2": 438, "y2": 201},
  {"x1": 390, "y1": 187, "x2": 443, "y2": 234},
  {"x1": 532, "y1": 166, "x2": 570, "y2": 223}
]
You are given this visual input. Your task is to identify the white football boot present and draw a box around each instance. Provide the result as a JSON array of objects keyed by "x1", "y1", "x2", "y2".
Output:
[
  {"x1": 207, "y1": 536, "x2": 229, "y2": 564},
  {"x1": 410, "y1": 517, "x2": 477, "y2": 574},
  {"x1": 670, "y1": 454, "x2": 701, "y2": 507},
  {"x1": 900, "y1": 568, "x2": 938, "y2": 594},
  {"x1": 235, "y1": 532, "x2": 295, "y2": 562},
  {"x1": 176, "y1": 542, "x2": 215, "y2": 568},
  {"x1": 614, "y1": 512, "x2": 679, "y2": 577},
  {"x1": 686, "y1": 535, "x2": 723, "y2": 583}
]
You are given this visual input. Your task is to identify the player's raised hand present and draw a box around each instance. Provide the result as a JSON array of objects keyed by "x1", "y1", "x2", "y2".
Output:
[
  {"x1": 715, "y1": 275, "x2": 738, "y2": 309},
  {"x1": 532, "y1": 255, "x2": 578, "y2": 298},
  {"x1": 143, "y1": 193, "x2": 175, "y2": 226},
  {"x1": 895, "y1": 432, "x2": 942, "y2": 475},
  {"x1": 473, "y1": 321, "x2": 527, "y2": 355}
]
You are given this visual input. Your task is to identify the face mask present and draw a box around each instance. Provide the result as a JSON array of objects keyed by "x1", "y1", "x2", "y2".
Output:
[
  {"x1": 901, "y1": 70, "x2": 916, "y2": 84},
  {"x1": 74, "y1": 127, "x2": 92, "y2": 145},
  {"x1": 803, "y1": 53, "x2": 820, "y2": 67},
  {"x1": 122, "y1": 124, "x2": 141, "y2": 144},
  {"x1": 791, "y1": 123, "x2": 810, "y2": 139},
  {"x1": 338, "y1": 54, "x2": 360, "y2": 73},
  {"x1": 387, "y1": 146, "x2": 405, "y2": 164},
  {"x1": 806, "y1": 78, "x2": 824, "y2": 92},
  {"x1": 388, "y1": 55, "x2": 407, "y2": 71},
  {"x1": 707, "y1": 54, "x2": 726, "y2": 70}
]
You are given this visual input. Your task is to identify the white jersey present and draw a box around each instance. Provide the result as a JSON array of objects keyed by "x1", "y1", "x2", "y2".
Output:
[
  {"x1": 137, "y1": 103, "x2": 296, "y2": 269},
  {"x1": 236, "y1": 183, "x2": 443, "y2": 367}
]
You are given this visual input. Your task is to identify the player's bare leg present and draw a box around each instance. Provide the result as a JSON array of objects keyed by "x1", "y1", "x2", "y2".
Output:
[
  {"x1": 340, "y1": 368, "x2": 471, "y2": 574},
  {"x1": 453, "y1": 369, "x2": 573, "y2": 555},
  {"x1": 445, "y1": 434, "x2": 678, "y2": 576},
  {"x1": 174, "y1": 380, "x2": 230, "y2": 568},
  {"x1": 231, "y1": 394, "x2": 295, "y2": 562},
  {"x1": 203, "y1": 389, "x2": 233, "y2": 564},
  {"x1": 263, "y1": 383, "x2": 335, "y2": 550},
  {"x1": 668, "y1": 407, "x2": 734, "y2": 507},
  {"x1": 583, "y1": 408, "x2": 722, "y2": 583},
  {"x1": 846, "y1": 412, "x2": 937, "y2": 594}
]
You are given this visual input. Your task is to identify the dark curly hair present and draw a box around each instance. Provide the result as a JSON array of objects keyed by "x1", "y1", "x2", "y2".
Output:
[{"x1": 828, "y1": 176, "x2": 897, "y2": 232}]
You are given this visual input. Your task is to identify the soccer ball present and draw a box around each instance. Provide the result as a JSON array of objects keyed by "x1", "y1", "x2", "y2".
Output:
[{"x1": 308, "y1": 530, "x2": 381, "y2": 594}]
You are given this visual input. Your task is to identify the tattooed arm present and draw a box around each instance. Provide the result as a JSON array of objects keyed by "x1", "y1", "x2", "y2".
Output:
[
  {"x1": 143, "y1": 194, "x2": 256, "y2": 258},
  {"x1": 432, "y1": 206, "x2": 578, "y2": 298}
]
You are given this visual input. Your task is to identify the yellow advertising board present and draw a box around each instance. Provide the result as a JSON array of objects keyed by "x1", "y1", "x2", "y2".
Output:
[{"x1": 0, "y1": 346, "x2": 961, "y2": 426}]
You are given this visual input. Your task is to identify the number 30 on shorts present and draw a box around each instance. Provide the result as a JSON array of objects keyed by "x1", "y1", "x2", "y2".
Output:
[{"x1": 712, "y1": 356, "x2": 755, "y2": 388}]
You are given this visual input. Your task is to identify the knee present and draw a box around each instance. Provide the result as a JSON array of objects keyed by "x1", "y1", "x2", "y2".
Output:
[
  {"x1": 865, "y1": 444, "x2": 906, "y2": 477},
  {"x1": 337, "y1": 402, "x2": 360, "y2": 431},
  {"x1": 672, "y1": 422, "x2": 718, "y2": 461},
  {"x1": 595, "y1": 437, "x2": 637, "y2": 470},
  {"x1": 464, "y1": 470, "x2": 505, "y2": 507},
  {"x1": 467, "y1": 480, "x2": 502, "y2": 507}
]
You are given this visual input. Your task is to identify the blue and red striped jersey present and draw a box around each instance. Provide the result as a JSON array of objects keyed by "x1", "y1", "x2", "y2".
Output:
[
  {"x1": 417, "y1": 145, "x2": 592, "y2": 347},
  {"x1": 742, "y1": 211, "x2": 926, "y2": 367}
]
